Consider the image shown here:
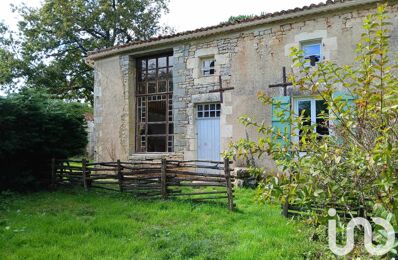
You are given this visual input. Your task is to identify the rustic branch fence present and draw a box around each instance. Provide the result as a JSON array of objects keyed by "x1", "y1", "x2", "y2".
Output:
[
  {"x1": 282, "y1": 199, "x2": 373, "y2": 219},
  {"x1": 51, "y1": 158, "x2": 235, "y2": 210}
]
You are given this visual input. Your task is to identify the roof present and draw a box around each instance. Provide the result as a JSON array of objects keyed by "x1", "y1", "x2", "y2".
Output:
[{"x1": 87, "y1": 0, "x2": 380, "y2": 61}]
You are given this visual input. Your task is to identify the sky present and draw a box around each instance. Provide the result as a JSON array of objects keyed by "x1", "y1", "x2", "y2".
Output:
[{"x1": 1, "y1": 0, "x2": 325, "y2": 32}]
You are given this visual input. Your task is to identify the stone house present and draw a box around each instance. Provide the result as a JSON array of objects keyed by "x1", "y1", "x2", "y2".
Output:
[{"x1": 87, "y1": 0, "x2": 398, "y2": 169}]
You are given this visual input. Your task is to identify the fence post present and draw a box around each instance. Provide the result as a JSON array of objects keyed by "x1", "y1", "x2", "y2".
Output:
[
  {"x1": 82, "y1": 158, "x2": 88, "y2": 191},
  {"x1": 282, "y1": 174, "x2": 292, "y2": 218},
  {"x1": 224, "y1": 158, "x2": 234, "y2": 211},
  {"x1": 161, "y1": 158, "x2": 167, "y2": 199},
  {"x1": 51, "y1": 158, "x2": 56, "y2": 190},
  {"x1": 117, "y1": 160, "x2": 124, "y2": 192},
  {"x1": 282, "y1": 201, "x2": 289, "y2": 218}
]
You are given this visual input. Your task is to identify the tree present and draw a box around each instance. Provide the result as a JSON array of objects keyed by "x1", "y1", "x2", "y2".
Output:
[
  {"x1": 1, "y1": 0, "x2": 172, "y2": 105},
  {"x1": 0, "y1": 89, "x2": 89, "y2": 191},
  {"x1": 227, "y1": 4, "x2": 398, "y2": 227},
  {"x1": 0, "y1": 22, "x2": 22, "y2": 88}
]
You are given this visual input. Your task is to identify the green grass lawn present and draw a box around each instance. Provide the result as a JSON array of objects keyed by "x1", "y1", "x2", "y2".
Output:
[{"x1": 0, "y1": 188, "x2": 324, "y2": 259}]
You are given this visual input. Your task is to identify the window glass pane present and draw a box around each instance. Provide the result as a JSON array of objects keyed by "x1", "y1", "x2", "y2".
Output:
[
  {"x1": 140, "y1": 60, "x2": 147, "y2": 70},
  {"x1": 158, "y1": 57, "x2": 167, "y2": 68},
  {"x1": 158, "y1": 68, "x2": 168, "y2": 80},
  {"x1": 316, "y1": 100, "x2": 329, "y2": 137},
  {"x1": 138, "y1": 123, "x2": 145, "y2": 135},
  {"x1": 138, "y1": 71, "x2": 146, "y2": 82},
  {"x1": 298, "y1": 101, "x2": 311, "y2": 119},
  {"x1": 148, "y1": 58, "x2": 156, "y2": 70},
  {"x1": 198, "y1": 111, "x2": 203, "y2": 118},
  {"x1": 302, "y1": 42, "x2": 321, "y2": 66},
  {"x1": 147, "y1": 136, "x2": 166, "y2": 152},
  {"x1": 169, "y1": 124, "x2": 174, "y2": 134},
  {"x1": 303, "y1": 44, "x2": 320, "y2": 56},
  {"x1": 168, "y1": 56, "x2": 174, "y2": 67},
  {"x1": 137, "y1": 82, "x2": 146, "y2": 94},
  {"x1": 202, "y1": 59, "x2": 215, "y2": 75},
  {"x1": 316, "y1": 100, "x2": 328, "y2": 116},
  {"x1": 147, "y1": 69, "x2": 156, "y2": 81},
  {"x1": 147, "y1": 124, "x2": 166, "y2": 135},
  {"x1": 158, "y1": 81, "x2": 167, "y2": 93},
  {"x1": 148, "y1": 100, "x2": 166, "y2": 122},
  {"x1": 168, "y1": 80, "x2": 173, "y2": 92},
  {"x1": 298, "y1": 100, "x2": 311, "y2": 144},
  {"x1": 148, "y1": 82, "x2": 156, "y2": 93},
  {"x1": 316, "y1": 118, "x2": 329, "y2": 136}
]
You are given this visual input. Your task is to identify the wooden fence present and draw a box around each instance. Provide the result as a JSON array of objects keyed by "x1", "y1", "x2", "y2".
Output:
[
  {"x1": 282, "y1": 199, "x2": 373, "y2": 219},
  {"x1": 51, "y1": 158, "x2": 235, "y2": 210}
]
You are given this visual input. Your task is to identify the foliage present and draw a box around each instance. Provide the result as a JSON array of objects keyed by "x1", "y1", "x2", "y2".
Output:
[
  {"x1": 1, "y1": 0, "x2": 172, "y2": 104},
  {"x1": 0, "y1": 22, "x2": 21, "y2": 87},
  {"x1": 226, "y1": 3, "x2": 398, "y2": 229},
  {"x1": 225, "y1": 15, "x2": 255, "y2": 23},
  {"x1": 0, "y1": 89, "x2": 88, "y2": 190},
  {"x1": 222, "y1": 12, "x2": 268, "y2": 24},
  {"x1": 0, "y1": 188, "x2": 327, "y2": 258}
]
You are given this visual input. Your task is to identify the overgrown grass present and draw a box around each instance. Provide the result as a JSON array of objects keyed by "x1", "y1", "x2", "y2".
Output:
[{"x1": 0, "y1": 188, "x2": 325, "y2": 259}]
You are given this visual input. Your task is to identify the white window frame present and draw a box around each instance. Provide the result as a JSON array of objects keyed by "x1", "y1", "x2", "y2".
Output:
[
  {"x1": 293, "y1": 97, "x2": 330, "y2": 144},
  {"x1": 301, "y1": 40, "x2": 323, "y2": 67},
  {"x1": 201, "y1": 58, "x2": 215, "y2": 76}
]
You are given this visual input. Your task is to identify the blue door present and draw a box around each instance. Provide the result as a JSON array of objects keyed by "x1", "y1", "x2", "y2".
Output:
[{"x1": 197, "y1": 104, "x2": 221, "y2": 161}]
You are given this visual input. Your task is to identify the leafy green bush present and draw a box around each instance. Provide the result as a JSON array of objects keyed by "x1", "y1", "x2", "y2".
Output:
[
  {"x1": 0, "y1": 89, "x2": 88, "y2": 190},
  {"x1": 227, "y1": 4, "x2": 398, "y2": 225}
]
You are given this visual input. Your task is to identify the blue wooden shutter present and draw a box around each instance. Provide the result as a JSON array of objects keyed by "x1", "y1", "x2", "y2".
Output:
[
  {"x1": 331, "y1": 92, "x2": 356, "y2": 141},
  {"x1": 332, "y1": 92, "x2": 356, "y2": 112},
  {"x1": 272, "y1": 96, "x2": 291, "y2": 146}
]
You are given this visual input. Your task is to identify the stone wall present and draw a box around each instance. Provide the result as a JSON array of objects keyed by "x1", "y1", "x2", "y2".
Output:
[
  {"x1": 93, "y1": 56, "x2": 134, "y2": 161},
  {"x1": 93, "y1": 2, "x2": 398, "y2": 166},
  {"x1": 171, "y1": 3, "x2": 398, "y2": 169}
]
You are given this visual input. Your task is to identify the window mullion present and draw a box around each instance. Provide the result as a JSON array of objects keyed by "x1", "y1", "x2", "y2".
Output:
[{"x1": 311, "y1": 99, "x2": 317, "y2": 133}]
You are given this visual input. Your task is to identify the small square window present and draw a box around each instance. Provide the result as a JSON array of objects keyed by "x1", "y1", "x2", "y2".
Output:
[
  {"x1": 202, "y1": 58, "x2": 215, "y2": 76},
  {"x1": 302, "y1": 41, "x2": 322, "y2": 67},
  {"x1": 197, "y1": 103, "x2": 221, "y2": 119}
]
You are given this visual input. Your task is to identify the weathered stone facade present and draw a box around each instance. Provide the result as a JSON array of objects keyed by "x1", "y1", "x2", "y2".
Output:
[{"x1": 91, "y1": 1, "x2": 398, "y2": 169}]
